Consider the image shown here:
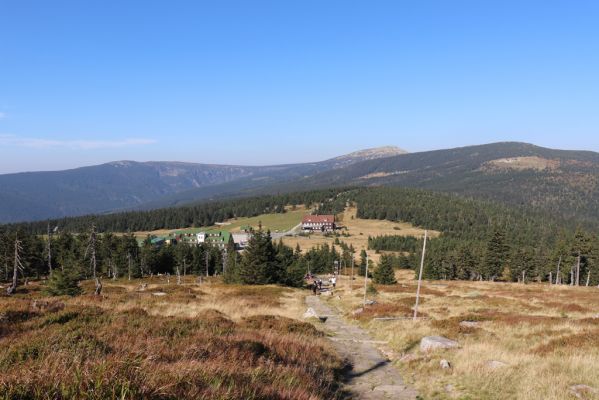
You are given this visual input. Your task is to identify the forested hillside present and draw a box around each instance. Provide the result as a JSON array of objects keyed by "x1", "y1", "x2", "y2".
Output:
[
  {"x1": 3, "y1": 185, "x2": 597, "y2": 286},
  {"x1": 277, "y1": 142, "x2": 599, "y2": 223},
  {"x1": 0, "y1": 147, "x2": 405, "y2": 223}
]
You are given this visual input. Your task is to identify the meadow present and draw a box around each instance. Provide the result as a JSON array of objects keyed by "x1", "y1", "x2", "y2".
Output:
[
  {"x1": 282, "y1": 206, "x2": 438, "y2": 263},
  {"x1": 327, "y1": 270, "x2": 599, "y2": 400},
  {"x1": 0, "y1": 277, "x2": 344, "y2": 400}
]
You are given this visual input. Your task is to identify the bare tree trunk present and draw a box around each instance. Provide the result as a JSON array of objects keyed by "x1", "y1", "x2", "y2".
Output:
[
  {"x1": 127, "y1": 252, "x2": 132, "y2": 281},
  {"x1": 86, "y1": 224, "x2": 102, "y2": 296},
  {"x1": 6, "y1": 237, "x2": 23, "y2": 296},
  {"x1": 47, "y1": 223, "x2": 53, "y2": 277},
  {"x1": 586, "y1": 270, "x2": 591, "y2": 287},
  {"x1": 576, "y1": 254, "x2": 581, "y2": 286},
  {"x1": 176, "y1": 265, "x2": 181, "y2": 285},
  {"x1": 549, "y1": 271, "x2": 552, "y2": 285},
  {"x1": 363, "y1": 253, "x2": 369, "y2": 307},
  {"x1": 555, "y1": 256, "x2": 562, "y2": 285},
  {"x1": 205, "y1": 251, "x2": 209, "y2": 277}
]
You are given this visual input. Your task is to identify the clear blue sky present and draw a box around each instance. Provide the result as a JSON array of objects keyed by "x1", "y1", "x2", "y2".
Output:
[{"x1": 1, "y1": 0, "x2": 598, "y2": 173}]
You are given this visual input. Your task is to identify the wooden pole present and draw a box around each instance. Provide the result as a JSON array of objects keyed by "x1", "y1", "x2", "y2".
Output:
[
  {"x1": 363, "y1": 253, "x2": 369, "y2": 307},
  {"x1": 413, "y1": 230, "x2": 428, "y2": 321},
  {"x1": 350, "y1": 256, "x2": 354, "y2": 291}
]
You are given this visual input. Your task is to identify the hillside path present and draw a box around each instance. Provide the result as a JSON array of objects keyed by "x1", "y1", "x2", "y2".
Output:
[{"x1": 306, "y1": 295, "x2": 418, "y2": 400}]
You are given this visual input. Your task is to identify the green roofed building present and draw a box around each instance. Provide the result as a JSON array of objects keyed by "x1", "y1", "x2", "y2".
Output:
[{"x1": 197, "y1": 230, "x2": 233, "y2": 249}]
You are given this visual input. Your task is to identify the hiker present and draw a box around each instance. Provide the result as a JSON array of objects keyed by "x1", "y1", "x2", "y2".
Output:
[
  {"x1": 331, "y1": 276, "x2": 336, "y2": 288},
  {"x1": 312, "y1": 282, "x2": 318, "y2": 295}
]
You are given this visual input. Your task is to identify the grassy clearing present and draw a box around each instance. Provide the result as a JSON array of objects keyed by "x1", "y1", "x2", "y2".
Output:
[
  {"x1": 132, "y1": 206, "x2": 307, "y2": 240},
  {"x1": 0, "y1": 277, "x2": 344, "y2": 399},
  {"x1": 282, "y1": 206, "x2": 439, "y2": 263},
  {"x1": 328, "y1": 270, "x2": 599, "y2": 400}
]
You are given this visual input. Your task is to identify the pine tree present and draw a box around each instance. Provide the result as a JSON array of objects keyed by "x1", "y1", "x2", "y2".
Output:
[{"x1": 372, "y1": 254, "x2": 397, "y2": 284}]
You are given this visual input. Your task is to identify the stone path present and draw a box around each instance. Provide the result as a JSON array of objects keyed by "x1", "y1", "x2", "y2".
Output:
[{"x1": 306, "y1": 295, "x2": 418, "y2": 400}]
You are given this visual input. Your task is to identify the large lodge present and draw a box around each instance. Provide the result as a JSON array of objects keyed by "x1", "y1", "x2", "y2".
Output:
[{"x1": 301, "y1": 214, "x2": 336, "y2": 232}]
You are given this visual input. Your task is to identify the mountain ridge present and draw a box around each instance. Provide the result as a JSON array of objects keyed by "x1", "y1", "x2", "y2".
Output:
[{"x1": 0, "y1": 146, "x2": 405, "y2": 223}]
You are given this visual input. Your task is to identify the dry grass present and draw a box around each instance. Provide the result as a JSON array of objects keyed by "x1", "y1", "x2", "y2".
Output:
[
  {"x1": 328, "y1": 269, "x2": 599, "y2": 399},
  {"x1": 0, "y1": 278, "x2": 344, "y2": 400},
  {"x1": 282, "y1": 207, "x2": 439, "y2": 263}
]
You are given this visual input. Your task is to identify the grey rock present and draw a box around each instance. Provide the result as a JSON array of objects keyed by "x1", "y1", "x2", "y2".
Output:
[
  {"x1": 486, "y1": 360, "x2": 509, "y2": 369},
  {"x1": 569, "y1": 384, "x2": 599, "y2": 399},
  {"x1": 420, "y1": 336, "x2": 459, "y2": 352},
  {"x1": 459, "y1": 321, "x2": 480, "y2": 328},
  {"x1": 303, "y1": 307, "x2": 318, "y2": 319},
  {"x1": 440, "y1": 359, "x2": 451, "y2": 369}
]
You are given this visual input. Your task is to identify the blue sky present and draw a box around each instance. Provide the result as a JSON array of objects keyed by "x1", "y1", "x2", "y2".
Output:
[{"x1": 1, "y1": 0, "x2": 598, "y2": 173}]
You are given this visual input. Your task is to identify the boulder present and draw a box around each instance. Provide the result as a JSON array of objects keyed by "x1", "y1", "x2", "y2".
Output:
[
  {"x1": 439, "y1": 359, "x2": 451, "y2": 369},
  {"x1": 486, "y1": 360, "x2": 509, "y2": 369},
  {"x1": 569, "y1": 384, "x2": 599, "y2": 399},
  {"x1": 152, "y1": 292, "x2": 167, "y2": 296},
  {"x1": 303, "y1": 307, "x2": 318, "y2": 319},
  {"x1": 420, "y1": 336, "x2": 459, "y2": 352},
  {"x1": 365, "y1": 299, "x2": 377, "y2": 305},
  {"x1": 352, "y1": 307, "x2": 364, "y2": 315},
  {"x1": 459, "y1": 321, "x2": 480, "y2": 328}
]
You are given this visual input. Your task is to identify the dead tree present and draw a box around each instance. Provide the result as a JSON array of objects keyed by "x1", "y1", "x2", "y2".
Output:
[
  {"x1": 6, "y1": 236, "x2": 24, "y2": 295},
  {"x1": 46, "y1": 223, "x2": 53, "y2": 276},
  {"x1": 555, "y1": 256, "x2": 562, "y2": 285},
  {"x1": 205, "y1": 251, "x2": 210, "y2": 277},
  {"x1": 586, "y1": 270, "x2": 591, "y2": 287},
  {"x1": 127, "y1": 252, "x2": 132, "y2": 281},
  {"x1": 85, "y1": 224, "x2": 102, "y2": 295},
  {"x1": 576, "y1": 254, "x2": 581, "y2": 286}
]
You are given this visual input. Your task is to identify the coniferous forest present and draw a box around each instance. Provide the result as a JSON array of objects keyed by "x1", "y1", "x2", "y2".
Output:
[{"x1": 1, "y1": 186, "x2": 598, "y2": 289}]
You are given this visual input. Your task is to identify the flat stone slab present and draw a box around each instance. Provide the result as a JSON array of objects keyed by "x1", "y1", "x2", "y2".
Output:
[
  {"x1": 420, "y1": 336, "x2": 459, "y2": 352},
  {"x1": 306, "y1": 295, "x2": 418, "y2": 399}
]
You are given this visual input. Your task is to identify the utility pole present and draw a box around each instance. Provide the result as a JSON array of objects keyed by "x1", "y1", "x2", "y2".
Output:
[
  {"x1": 363, "y1": 253, "x2": 369, "y2": 307},
  {"x1": 413, "y1": 230, "x2": 428, "y2": 321},
  {"x1": 350, "y1": 256, "x2": 354, "y2": 291}
]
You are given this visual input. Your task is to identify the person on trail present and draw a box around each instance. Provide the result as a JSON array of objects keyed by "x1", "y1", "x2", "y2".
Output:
[
  {"x1": 312, "y1": 282, "x2": 318, "y2": 295},
  {"x1": 331, "y1": 276, "x2": 336, "y2": 288}
]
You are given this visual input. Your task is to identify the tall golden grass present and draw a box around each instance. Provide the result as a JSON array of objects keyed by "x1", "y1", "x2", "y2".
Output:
[
  {"x1": 0, "y1": 278, "x2": 344, "y2": 400},
  {"x1": 329, "y1": 270, "x2": 599, "y2": 400}
]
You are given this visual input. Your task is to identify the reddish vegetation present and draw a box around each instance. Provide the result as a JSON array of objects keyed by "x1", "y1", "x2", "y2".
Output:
[
  {"x1": 534, "y1": 330, "x2": 599, "y2": 355},
  {"x1": 353, "y1": 302, "x2": 418, "y2": 320},
  {"x1": 0, "y1": 288, "x2": 343, "y2": 400}
]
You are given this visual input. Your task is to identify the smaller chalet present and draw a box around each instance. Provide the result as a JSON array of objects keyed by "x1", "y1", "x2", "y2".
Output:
[{"x1": 301, "y1": 215, "x2": 336, "y2": 232}]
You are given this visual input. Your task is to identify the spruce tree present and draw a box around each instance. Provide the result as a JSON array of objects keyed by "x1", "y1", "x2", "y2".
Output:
[
  {"x1": 372, "y1": 254, "x2": 397, "y2": 284},
  {"x1": 44, "y1": 269, "x2": 82, "y2": 296},
  {"x1": 483, "y1": 228, "x2": 509, "y2": 280},
  {"x1": 358, "y1": 249, "x2": 367, "y2": 276},
  {"x1": 238, "y1": 229, "x2": 278, "y2": 284}
]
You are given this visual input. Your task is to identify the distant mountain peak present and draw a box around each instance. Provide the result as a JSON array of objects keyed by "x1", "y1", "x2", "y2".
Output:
[
  {"x1": 335, "y1": 146, "x2": 408, "y2": 160},
  {"x1": 325, "y1": 146, "x2": 407, "y2": 169}
]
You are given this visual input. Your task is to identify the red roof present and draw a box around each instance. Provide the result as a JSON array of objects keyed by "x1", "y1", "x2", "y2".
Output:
[{"x1": 302, "y1": 215, "x2": 335, "y2": 223}]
